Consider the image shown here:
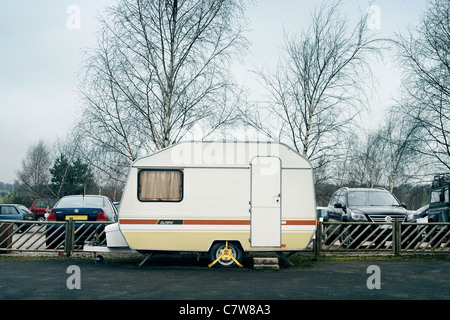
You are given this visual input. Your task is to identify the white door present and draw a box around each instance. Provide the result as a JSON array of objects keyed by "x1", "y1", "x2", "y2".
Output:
[{"x1": 250, "y1": 156, "x2": 281, "y2": 247}]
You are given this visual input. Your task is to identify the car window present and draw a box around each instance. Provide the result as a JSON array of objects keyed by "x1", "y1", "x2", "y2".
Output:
[
  {"x1": 55, "y1": 197, "x2": 83, "y2": 208},
  {"x1": 328, "y1": 191, "x2": 340, "y2": 206},
  {"x1": 1, "y1": 206, "x2": 19, "y2": 215},
  {"x1": 104, "y1": 199, "x2": 117, "y2": 220},
  {"x1": 18, "y1": 205, "x2": 31, "y2": 214},
  {"x1": 36, "y1": 199, "x2": 57, "y2": 208},
  {"x1": 55, "y1": 196, "x2": 105, "y2": 208},
  {"x1": 431, "y1": 190, "x2": 439, "y2": 203},
  {"x1": 348, "y1": 191, "x2": 400, "y2": 206},
  {"x1": 83, "y1": 197, "x2": 105, "y2": 208},
  {"x1": 338, "y1": 192, "x2": 347, "y2": 205}
]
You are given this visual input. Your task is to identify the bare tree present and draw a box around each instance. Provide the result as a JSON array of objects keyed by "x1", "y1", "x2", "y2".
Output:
[
  {"x1": 395, "y1": 0, "x2": 450, "y2": 170},
  {"x1": 77, "y1": 0, "x2": 248, "y2": 178},
  {"x1": 347, "y1": 130, "x2": 386, "y2": 188},
  {"x1": 382, "y1": 108, "x2": 423, "y2": 191},
  {"x1": 242, "y1": 0, "x2": 381, "y2": 183},
  {"x1": 16, "y1": 140, "x2": 51, "y2": 197},
  {"x1": 336, "y1": 105, "x2": 423, "y2": 192}
]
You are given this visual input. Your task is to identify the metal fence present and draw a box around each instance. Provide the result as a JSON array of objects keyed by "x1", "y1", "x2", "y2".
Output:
[
  {"x1": 0, "y1": 219, "x2": 113, "y2": 257},
  {"x1": 1, "y1": 219, "x2": 449, "y2": 257},
  {"x1": 314, "y1": 220, "x2": 450, "y2": 256}
]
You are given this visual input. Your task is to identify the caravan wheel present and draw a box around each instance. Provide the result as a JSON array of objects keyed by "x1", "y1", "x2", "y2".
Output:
[{"x1": 209, "y1": 242, "x2": 243, "y2": 268}]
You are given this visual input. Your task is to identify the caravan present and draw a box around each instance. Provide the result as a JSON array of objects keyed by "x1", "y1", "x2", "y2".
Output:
[{"x1": 85, "y1": 141, "x2": 317, "y2": 267}]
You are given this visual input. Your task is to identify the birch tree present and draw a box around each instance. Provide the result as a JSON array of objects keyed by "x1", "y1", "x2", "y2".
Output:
[
  {"x1": 243, "y1": 0, "x2": 381, "y2": 182},
  {"x1": 395, "y1": 0, "x2": 450, "y2": 170},
  {"x1": 77, "y1": 0, "x2": 248, "y2": 179}
]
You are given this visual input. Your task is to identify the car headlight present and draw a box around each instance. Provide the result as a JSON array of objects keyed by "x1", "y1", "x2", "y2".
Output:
[{"x1": 351, "y1": 210, "x2": 367, "y2": 221}]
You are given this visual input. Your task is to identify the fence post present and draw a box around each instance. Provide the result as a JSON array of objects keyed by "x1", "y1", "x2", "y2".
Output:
[
  {"x1": 314, "y1": 220, "x2": 322, "y2": 258},
  {"x1": 0, "y1": 223, "x2": 13, "y2": 254},
  {"x1": 65, "y1": 218, "x2": 75, "y2": 257},
  {"x1": 393, "y1": 218, "x2": 400, "y2": 256}
]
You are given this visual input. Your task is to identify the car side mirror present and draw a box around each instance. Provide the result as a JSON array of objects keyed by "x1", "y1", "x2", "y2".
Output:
[
  {"x1": 334, "y1": 202, "x2": 346, "y2": 210},
  {"x1": 401, "y1": 203, "x2": 407, "y2": 209}
]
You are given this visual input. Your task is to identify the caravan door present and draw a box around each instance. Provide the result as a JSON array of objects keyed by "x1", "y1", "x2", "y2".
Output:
[{"x1": 250, "y1": 156, "x2": 281, "y2": 247}]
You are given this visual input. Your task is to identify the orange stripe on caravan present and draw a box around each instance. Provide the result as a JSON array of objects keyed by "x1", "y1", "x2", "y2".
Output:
[
  {"x1": 284, "y1": 220, "x2": 317, "y2": 225},
  {"x1": 184, "y1": 220, "x2": 251, "y2": 225}
]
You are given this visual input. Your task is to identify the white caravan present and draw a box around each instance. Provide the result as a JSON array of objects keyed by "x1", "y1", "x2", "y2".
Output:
[{"x1": 86, "y1": 141, "x2": 317, "y2": 267}]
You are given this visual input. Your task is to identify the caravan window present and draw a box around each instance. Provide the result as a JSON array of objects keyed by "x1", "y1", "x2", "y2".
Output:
[{"x1": 138, "y1": 170, "x2": 183, "y2": 202}]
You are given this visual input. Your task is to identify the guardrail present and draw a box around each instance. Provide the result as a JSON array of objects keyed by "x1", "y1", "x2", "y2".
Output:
[
  {"x1": 314, "y1": 220, "x2": 450, "y2": 256},
  {"x1": 0, "y1": 219, "x2": 113, "y2": 257},
  {"x1": 1, "y1": 219, "x2": 449, "y2": 258}
]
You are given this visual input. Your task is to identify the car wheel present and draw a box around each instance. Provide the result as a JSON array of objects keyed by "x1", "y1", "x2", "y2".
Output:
[
  {"x1": 18, "y1": 224, "x2": 31, "y2": 233},
  {"x1": 340, "y1": 226, "x2": 361, "y2": 249},
  {"x1": 412, "y1": 225, "x2": 430, "y2": 247},
  {"x1": 429, "y1": 231, "x2": 444, "y2": 248},
  {"x1": 209, "y1": 242, "x2": 243, "y2": 268},
  {"x1": 324, "y1": 228, "x2": 339, "y2": 245}
]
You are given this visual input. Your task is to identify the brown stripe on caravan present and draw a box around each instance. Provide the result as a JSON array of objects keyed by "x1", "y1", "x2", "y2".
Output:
[
  {"x1": 283, "y1": 220, "x2": 317, "y2": 225},
  {"x1": 183, "y1": 219, "x2": 251, "y2": 225}
]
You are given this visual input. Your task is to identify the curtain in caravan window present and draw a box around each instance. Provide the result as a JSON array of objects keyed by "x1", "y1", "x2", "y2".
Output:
[{"x1": 139, "y1": 170, "x2": 183, "y2": 201}]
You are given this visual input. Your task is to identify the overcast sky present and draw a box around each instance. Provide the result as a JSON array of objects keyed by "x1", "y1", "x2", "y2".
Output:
[{"x1": 0, "y1": 0, "x2": 428, "y2": 184}]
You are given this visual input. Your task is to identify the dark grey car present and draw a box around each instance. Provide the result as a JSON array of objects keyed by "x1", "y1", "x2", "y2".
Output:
[{"x1": 324, "y1": 187, "x2": 408, "y2": 247}]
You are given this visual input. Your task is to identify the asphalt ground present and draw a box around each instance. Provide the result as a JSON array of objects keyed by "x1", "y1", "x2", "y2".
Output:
[{"x1": 0, "y1": 253, "x2": 448, "y2": 317}]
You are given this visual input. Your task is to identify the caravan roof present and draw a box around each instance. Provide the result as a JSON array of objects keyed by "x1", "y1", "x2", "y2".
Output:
[{"x1": 132, "y1": 140, "x2": 312, "y2": 169}]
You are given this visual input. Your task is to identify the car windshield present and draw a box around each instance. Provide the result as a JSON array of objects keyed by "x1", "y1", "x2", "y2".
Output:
[
  {"x1": 55, "y1": 196, "x2": 104, "y2": 208},
  {"x1": 348, "y1": 191, "x2": 400, "y2": 207}
]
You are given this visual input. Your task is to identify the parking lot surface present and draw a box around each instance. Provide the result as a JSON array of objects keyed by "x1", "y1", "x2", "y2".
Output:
[{"x1": 1, "y1": 254, "x2": 449, "y2": 302}]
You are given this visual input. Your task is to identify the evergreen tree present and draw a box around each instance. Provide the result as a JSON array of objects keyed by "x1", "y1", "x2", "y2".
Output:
[{"x1": 49, "y1": 154, "x2": 96, "y2": 197}]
